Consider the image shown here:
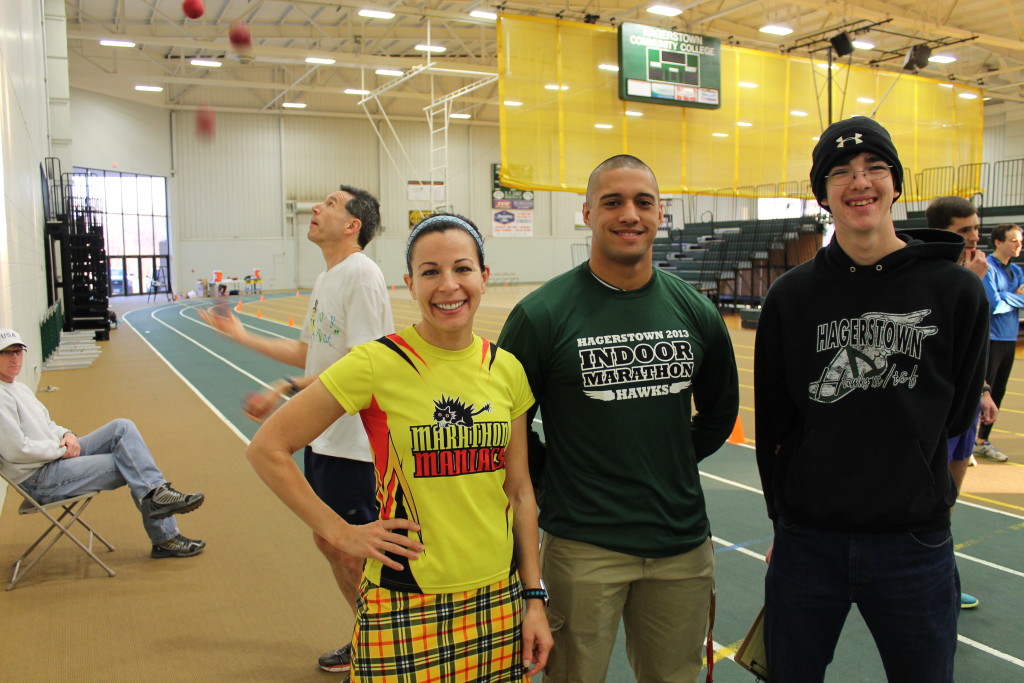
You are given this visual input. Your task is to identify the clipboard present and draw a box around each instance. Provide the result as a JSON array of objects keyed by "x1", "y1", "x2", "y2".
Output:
[{"x1": 733, "y1": 606, "x2": 768, "y2": 680}]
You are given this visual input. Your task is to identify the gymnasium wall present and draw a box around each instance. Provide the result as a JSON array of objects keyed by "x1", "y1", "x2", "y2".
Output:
[
  {"x1": 982, "y1": 108, "x2": 1024, "y2": 167},
  {"x1": 64, "y1": 89, "x2": 1024, "y2": 295},
  {"x1": 69, "y1": 93, "x2": 589, "y2": 291},
  {"x1": 0, "y1": 0, "x2": 51, "y2": 389}
]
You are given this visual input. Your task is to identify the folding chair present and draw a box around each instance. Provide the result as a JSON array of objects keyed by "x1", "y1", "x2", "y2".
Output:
[{"x1": 1, "y1": 470, "x2": 116, "y2": 590}]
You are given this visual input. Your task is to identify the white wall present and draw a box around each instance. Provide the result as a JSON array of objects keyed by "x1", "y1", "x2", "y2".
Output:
[
  {"x1": 67, "y1": 97, "x2": 593, "y2": 291},
  {"x1": 71, "y1": 88, "x2": 172, "y2": 176},
  {"x1": 984, "y1": 107, "x2": 1024, "y2": 163},
  {"x1": 0, "y1": 0, "x2": 51, "y2": 390}
]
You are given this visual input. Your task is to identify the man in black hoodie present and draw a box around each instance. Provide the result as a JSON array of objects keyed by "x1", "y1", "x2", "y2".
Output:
[{"x1": 754, "y1": 118, "x2": 988, "y2": 683}]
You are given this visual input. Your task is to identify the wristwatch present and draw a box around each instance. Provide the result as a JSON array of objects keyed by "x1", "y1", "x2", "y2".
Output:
[
  {"x1": 523, "y1": 588, "x2": 549, "y2": 606},
  {"x1": 283, "y1": 376, "x2": 301, "y2": 396}
]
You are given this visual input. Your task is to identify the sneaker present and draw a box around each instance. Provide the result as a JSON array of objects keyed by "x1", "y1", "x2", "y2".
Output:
[
  {"x1": 318, "y1": 643, "x2": 352, "y2": 673},
  {"x1": 973, "y1": 441, "x2": 1009, "y2": 462},
  {"x1": 143, "y1": 483, "x2": 205, "y2": 520},
  {"x1": 961, "y1": 592, "x2": 979, "y2": 609},
  {"x1": 151, "y1": 534, "x2": 206, "y2": 558}
]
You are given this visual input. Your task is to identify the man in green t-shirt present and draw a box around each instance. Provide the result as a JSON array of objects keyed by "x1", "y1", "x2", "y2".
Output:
[{"x1": 499, "y1": 155, "x2": 739, "y2": 682}]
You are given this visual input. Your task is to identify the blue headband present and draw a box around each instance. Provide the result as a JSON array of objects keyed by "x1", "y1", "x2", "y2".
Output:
[{"x1": 405, "y1": 215, "x2": 485, "y2": 265}]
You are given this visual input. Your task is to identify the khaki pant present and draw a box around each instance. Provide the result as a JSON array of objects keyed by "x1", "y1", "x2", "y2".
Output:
[{"x1": 541, "y1": 534, "x2": 714, "y2": 683}]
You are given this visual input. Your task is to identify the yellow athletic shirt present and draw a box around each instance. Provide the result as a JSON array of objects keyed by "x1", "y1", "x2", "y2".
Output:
[{"x1": 319, "y1": 325, "x2": 534, "y2": 594}]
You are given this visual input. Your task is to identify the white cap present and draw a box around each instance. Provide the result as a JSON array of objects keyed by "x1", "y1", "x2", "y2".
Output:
[{"x1": 0, "y1": 329, "x2": 27, "y2": 350}]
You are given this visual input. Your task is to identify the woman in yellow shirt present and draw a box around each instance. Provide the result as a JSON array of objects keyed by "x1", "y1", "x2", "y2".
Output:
[{"x1": 246, "y1": 213, "x2": 551, "y2": 682}]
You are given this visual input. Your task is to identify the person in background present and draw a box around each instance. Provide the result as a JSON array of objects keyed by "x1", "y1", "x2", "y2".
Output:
[
  {"x1": 925, "y1": 195, "x2": 997, "y2": 610},
  {"x1": 499, "y1": 154, "x2": 739, "y2": 683},
  {"x1": 0, "y1": 328, "x2": 205, "y2": 559},
  {"x1": 755, "y1": 118, "x2": 989, "y2": 682},
  {"x1": 245, "y1": 213, "x2": 552, "y2": 681},
  {"x1": 200, "y1": 185, "x2": 392, "y2": 677},
  {"x1": 975, "y1": 222, "x2": 1024, "y2": 463}
]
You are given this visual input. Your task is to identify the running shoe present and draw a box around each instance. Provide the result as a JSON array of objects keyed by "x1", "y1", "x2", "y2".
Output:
[
  {"x1": 318, "y1": 643, "x2": 352, "y2": 673},
  {"x1": 961, "y1": 592, "x2": 979, "y2": 609},
  {"x1": 973, "y1": 441, "x2": 1009, "y2": 462},
  {"x1": 143, "y1": 483, "x2": 205, "y2": 520},
  {"x1": 151, "y1": 534, "x2": 206, "y2": 558}
]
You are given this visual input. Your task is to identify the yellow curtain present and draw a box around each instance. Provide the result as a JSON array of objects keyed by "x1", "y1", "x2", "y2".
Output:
[{"x1": 498, "y1": 15, "x2": 983, "y2": 199}]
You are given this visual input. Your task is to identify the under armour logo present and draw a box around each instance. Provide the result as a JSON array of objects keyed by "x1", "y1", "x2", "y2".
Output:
[{"x1": 836, "y1": 133, "x2": 863, "y2": 148}]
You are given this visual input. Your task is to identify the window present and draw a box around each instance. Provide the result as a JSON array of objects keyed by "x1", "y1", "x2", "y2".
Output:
[{"x1": 70, "y1": 169, "x2": 170, "y2": 297}]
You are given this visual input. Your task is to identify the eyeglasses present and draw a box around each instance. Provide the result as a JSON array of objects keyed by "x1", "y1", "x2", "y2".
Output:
[
  {"x1": 826, "y1": 164, "x2": 892, "y2": 186},
  {"x1": 1, "y1": 348, "x2": 26, "y2": 357}
]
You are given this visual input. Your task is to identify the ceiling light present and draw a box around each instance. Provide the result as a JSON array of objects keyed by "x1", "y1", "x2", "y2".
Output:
[
  {"x1": 738, "y1": 82, "x2": 758, "y2": 88},
  {"x1": 625, "y1": 111, "x2": 643, "y2": 117},
  {"x1": 282, "y1": 102, "x2": 307, "y2": 109},
  {"x1": 598, "y1": 64, "x2": 620, "y2": 72},
  {"x1": 415, "y1": 44, "x2": 446, "y2": 53},
  {"x1": 939, "y1": 83, "x2": 954, "y2": 88},
  {"x1": 959, "y1": 92, "x2": 978, "y2": 99},
  {"x1": 759, "y1": 25, "x2": 793, "y2": 36},
  {"x1": 713, "y1": 133, "x2": 729, "y2": 137},
  {"x1": 503, "y1": 100, "x2": 523, "y2": 107},
  {"x1": 375, "y1": 69, "x2": 403, "y2": 76},
  {"x1": 100, "y1": 40, "x2": 135, "y2": 48},
  {"x1": 812, "y1": 136, "x2": 820, "y2": 141},
  {"x1": 851, "y1": 40, "x2": 874, "y2": 50},
  {"x1": 134, "y1": 85, "x2": 163, "y2": 92},
  {"x1": 737, "y1": 121, "x2": 752, "y2": 127},
  {"x1": 469, "y1": 10, "x2": 497, "y2": 20},
  {"x1": 817, "y1": 63, "x2": 840, "y2": 70},
  {"x1": 595, "y1": 123, "x2": 613, "y2": 129},
  {"x1": 983, "y1": 96, "x2": 992, "y2": 101},
  {"x1": 344, "y1": 88, "x2": 370, "y2": 95},
  {"x1": 647, "y1": 5, "x2": 682, "y2": 17},
  {"x1": 358, "y1": 9, "x2": 395, "y2": 19},
  {"x1": 544, "y1": 84, "x2": 569, "y2": 91},
  {"x1": 790, "y1": 110, "x2": 807, "y2": 116},
  {"x1": 856, "y1": 97, "x2": 874, "y2": 104},
  {"x1": 305, "y1": 57, "x2": 336, "y2": 65},
  {"x1": 450, "y1": 113, "x2": 472, "y2": 119},
  {"x1": 190, "y1": 59, "x2": 222, "y2": 68},
  {"x1": 929, "y1": 55, "x2": 957, "y2": 64}
]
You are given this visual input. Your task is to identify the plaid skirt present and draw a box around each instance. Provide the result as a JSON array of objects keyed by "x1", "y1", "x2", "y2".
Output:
[{"x1": 351, "y1": 574, "x2": 528, "y2": 682}]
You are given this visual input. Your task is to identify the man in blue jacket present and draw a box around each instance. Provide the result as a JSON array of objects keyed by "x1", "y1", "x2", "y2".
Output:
[{"x1": 976, "y1": 222, "x2": 1024, "y2": 462}]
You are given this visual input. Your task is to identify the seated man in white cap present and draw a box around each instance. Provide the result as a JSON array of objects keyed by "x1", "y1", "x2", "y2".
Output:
[{"x1": 0, "y1": 328, "x2": 206, "y2": 558}]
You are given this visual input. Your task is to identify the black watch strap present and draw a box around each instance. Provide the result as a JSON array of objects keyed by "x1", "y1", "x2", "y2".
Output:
[
  {"x1": 284, "y1": 376, "x2": 301, "y2": 396},
  {"x1": 523, "y1": 588, "x2": 549, "y2": 605}
]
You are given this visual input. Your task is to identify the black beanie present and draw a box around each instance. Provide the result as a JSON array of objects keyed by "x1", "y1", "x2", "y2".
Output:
[{"x1": 810, "y1": 117, "x2": 903, "y2": 212}]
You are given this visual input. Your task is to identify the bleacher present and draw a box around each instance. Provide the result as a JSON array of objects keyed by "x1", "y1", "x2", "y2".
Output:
[{"x1": 656, "y1": 216, "x2": 822, "y2": 309}]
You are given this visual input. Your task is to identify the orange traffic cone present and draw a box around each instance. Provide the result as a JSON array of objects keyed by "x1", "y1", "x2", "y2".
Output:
[
  {"x1": 235, "y1": 300, "x2": 242, "y2": 312},
  {"x1": 390, "y1": 284, "x2": 396, "y2": 292},
  {"x1": 256, "y1": 309, "x2": 263, "y2": 319},
  {"x1": 288, "y1": 316, "x2": 295, "y2": 327},
  {"x1": 260, "y1": 294, "x2": 265, "y2": 302},
  {"x1": 296, "y1": 290, "x2": 301, "y2": 297},
  {"x1": 727, "y1": 417, "x2": 746, "y2": 445}
]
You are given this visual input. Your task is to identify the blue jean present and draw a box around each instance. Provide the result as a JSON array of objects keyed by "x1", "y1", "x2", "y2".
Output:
[
  {"x1": 20, "y1": 419, "x2": 178, "y2": 544},
  {"x1": 765, "y1": 518, "x2": 958, "y2": 683}
]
